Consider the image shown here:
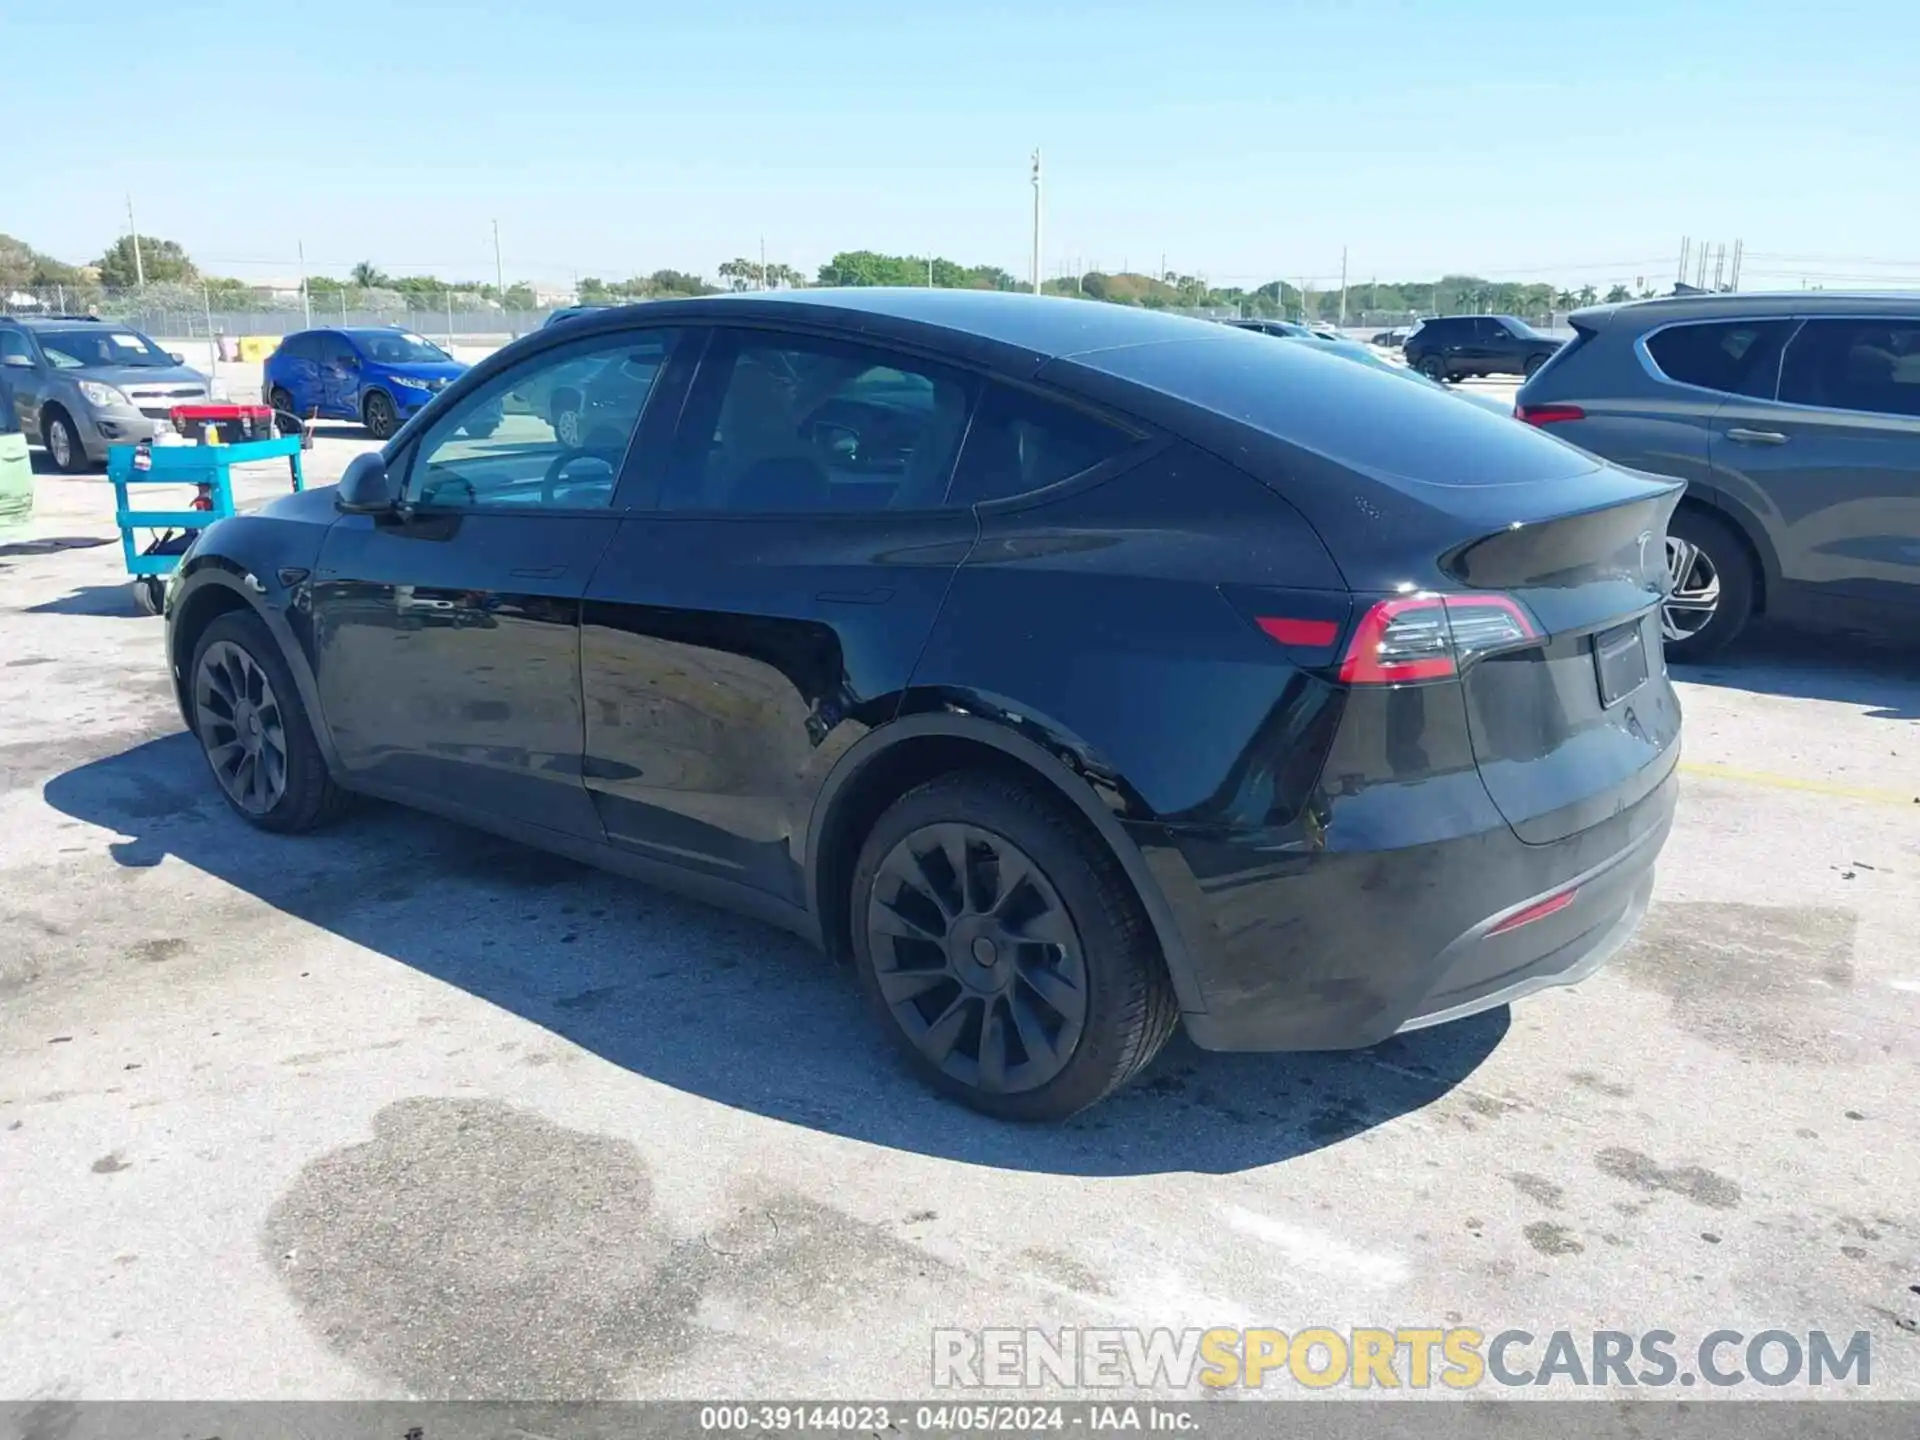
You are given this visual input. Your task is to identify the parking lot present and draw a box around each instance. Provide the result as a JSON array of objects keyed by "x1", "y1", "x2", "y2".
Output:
[{"x1": 2, "y1": 413, "x2": 1917, "y2": 1401}]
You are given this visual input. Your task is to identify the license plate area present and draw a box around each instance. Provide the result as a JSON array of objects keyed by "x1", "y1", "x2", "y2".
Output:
[{"x1": 1592, "y1": 621, "x2": 1649, "y2": 707}]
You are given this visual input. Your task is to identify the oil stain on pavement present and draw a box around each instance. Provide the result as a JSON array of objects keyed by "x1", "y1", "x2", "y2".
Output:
[
  {"x1": 1615, "y1": 902, "x2": 1874, "y2": 1064},
  {"x1": 262, "y1": 1097, "x2": 955, "y2": 1398}
]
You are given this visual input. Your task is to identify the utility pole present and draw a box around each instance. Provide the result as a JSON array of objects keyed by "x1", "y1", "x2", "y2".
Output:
[
  {"x1": 126, "y1": 195, "x2": 145, "y2": 288},
  {"x1": 298, "y1": 241, "x2": 311, "y2": 329},
  {"x1": 1729, "y1": 238, "x2": 1744, "y2": 292},
  {"x1": 492, "y1": 219, "x2": 506, "y2": 323},
  {"x1": 1677, "y1": 236, "x2": 1690, "y2": 286},
  {"x1": 1711, "y1": 243, "x2": 1726, "y2": 292},
  {"x1": 760, "y1": 236, "x2": 768, "y2": 290},
  {"x1": 1337, "y1": 247, "x2": 1349, "y2": 327},
  {"x1": 1030, "y1": 149, "x2": 1044, "y2": 296}
]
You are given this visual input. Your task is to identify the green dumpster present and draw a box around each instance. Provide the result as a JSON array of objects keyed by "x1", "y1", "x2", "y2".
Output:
[{"x1": 0, "y1": 375, "x2": 30, "y2": 526}]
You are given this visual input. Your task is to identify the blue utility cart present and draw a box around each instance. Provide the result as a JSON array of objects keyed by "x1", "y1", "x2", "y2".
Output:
[{"x1": 107, "y1": 432, "x2": 306, "y2": 615}]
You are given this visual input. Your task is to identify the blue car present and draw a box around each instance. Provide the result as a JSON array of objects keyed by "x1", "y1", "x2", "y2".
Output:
[{"x1": 262, "y1": 327, "x2": 473, "y2": 440}]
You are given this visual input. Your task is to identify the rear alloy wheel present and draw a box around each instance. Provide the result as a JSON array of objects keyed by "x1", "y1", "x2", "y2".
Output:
[
  {"x1": 1523, "y1": 353, "x2": 1548, "y2": 378},
  {"x1": 1661, "y1": 509, "x2": 1754, "y2": 663},
  {"x1": 268, "y1": 387, "x2": 299, "y2": 436},
  {"x1": 362, "y1": 389, "x2": 399, "y2": 440},
  {"x1": 851, "y1": 771, "x2": 1178, "y2": 1121},
  {"x1": 1418, "y1": 355, "x2": 1448, "y2": 383},
  {"x1": 45, "y1": 408, "x2": 88, "y2": 473},
  {"x1": 189, "y1": 611, "x2": 351, "y2": 832}
]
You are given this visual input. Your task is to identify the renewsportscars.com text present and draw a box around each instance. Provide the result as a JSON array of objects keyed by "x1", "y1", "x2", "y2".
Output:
[{"x1": 932, "y1": 1326, "x2": 1873, "y2": 1391}]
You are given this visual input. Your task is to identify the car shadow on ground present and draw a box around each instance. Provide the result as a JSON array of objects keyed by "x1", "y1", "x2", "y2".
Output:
[
  {"x1": 1672, "y1": 622, "x2": 1920, "y2": 721},
  {"x1": 24, "y1": 583, "x2": 151, "y2": 617},
  {"x1": 45, "y1": 734, "x2": 1508, "y2": 1177}
]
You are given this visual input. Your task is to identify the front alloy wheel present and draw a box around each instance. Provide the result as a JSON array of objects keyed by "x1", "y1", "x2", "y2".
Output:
[
  {"x1": 363, "y1": 390, "x2": 398, "y2": 440},
  {"x1": 194, "y1": 639, "x2": 289, "y2": 816}
]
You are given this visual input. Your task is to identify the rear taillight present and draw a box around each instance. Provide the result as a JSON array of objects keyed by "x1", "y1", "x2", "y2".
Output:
[
  {"x1": 1335, "y1": 594, "x2": 1538, "y2": 685},
  {"x1": 1516, "y1": 403, "x2": 1585, "y2": 426}
]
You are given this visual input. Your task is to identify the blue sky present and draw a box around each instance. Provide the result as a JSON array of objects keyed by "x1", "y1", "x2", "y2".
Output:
[{"x1": 13, "y1": 0, "x2": 1920, "y2": 291}]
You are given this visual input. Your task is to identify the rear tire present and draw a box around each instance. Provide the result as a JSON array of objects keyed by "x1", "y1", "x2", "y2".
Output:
[
  {"x1": 1662, "y1": 508, "x2": 1755, "y2": 663},
  {"x1": 188, "y1": 611, "x2": 352, "y2": 832},
  {"x1": 1523, "y1": 353, "x2": 1548, "y2": 378},
  {"x1": 1417, "y1": 355, "x2": 1448, "y2": 382},
  {"x1": 268, "y1": 387, "x2": 298, "y2": 436},
  {"x1": 850, "y1": 770, "x2": 1178, "y2": 1121}
]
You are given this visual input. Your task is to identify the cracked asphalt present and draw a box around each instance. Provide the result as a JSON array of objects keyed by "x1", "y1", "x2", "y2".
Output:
[{"x1": 1, "y1": 426, "x2": 1916, "y2": 1403}]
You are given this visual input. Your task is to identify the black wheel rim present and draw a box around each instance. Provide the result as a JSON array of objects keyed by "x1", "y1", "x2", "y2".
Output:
[
  {"x1": 866, "y1": 823, "x2": 1088, "y2": 1095},
  {"x1": 194, "y1": 640, "x2": 289, "y2": 815},
  {"x1": 367, "y1": 395, "x2": 394, "y2": 437}
]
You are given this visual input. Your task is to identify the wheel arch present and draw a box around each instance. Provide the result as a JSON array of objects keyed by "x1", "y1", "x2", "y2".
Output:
[
  {"x1": 168, "y1": 567, "x2": 344, "y2": 773},
  {"x1": 1672, "y1": 486, "x2": 1774, "y2": 615},
  {"x1": 804, "y1": 711, "x2": 1206, "y2": 1015}
]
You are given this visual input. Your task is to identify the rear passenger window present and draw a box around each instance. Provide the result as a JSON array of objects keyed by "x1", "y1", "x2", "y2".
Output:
[
  {"x1": 1645, "y1": 320, "x2": 1793, "y2": 398},
  {"x1": 1778, "y1": 318, "x2": 1920, "y2": 418},
  {"x1": 946, "y1": 384, "x2": 1140, "y2": 506}
]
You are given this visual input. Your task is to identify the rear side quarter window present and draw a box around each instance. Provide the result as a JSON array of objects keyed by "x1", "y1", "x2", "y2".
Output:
[
  {"x1": 946, "y1": 384, "x2": 1141, "y2": 506},
  {"x1": 1778, "y1": 318, "x2": 1920, "y2": 418},
  {"x1": 1643, "y1": 319, "x2": 1794, "y2": 398}
]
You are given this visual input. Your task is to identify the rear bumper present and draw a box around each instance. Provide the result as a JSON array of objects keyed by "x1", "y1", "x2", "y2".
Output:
[{"x1": 1139, "y1": 758, "x2": 1677, "y2": 1053}]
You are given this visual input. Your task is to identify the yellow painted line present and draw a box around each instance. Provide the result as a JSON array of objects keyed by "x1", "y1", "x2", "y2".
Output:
[{"x1": 1680, "y1": 760, "x2": 1918, "y2": 809}]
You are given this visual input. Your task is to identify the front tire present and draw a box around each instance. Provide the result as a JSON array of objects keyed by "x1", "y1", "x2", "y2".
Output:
[
  {"x1": 362, "y1": 389, "x2": 399, "y2": 440},
  {"x1": 1662, "y1": 508, "x2": 1755, "y2": 663},
  {"x1": 188, "y1": 611, "x2": 351, "y2": 832},
  {"x1": 44, "y1": 407, "x2": 89, "y2": 473},
  {"x1": 268, "y1": 387, "x2": 299, "y2": 436},
  {"x1": 850, "y1": 771, "x2": 1178, "y2": 1121}
]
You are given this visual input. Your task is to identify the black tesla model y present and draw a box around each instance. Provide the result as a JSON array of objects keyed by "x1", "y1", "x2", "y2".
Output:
[{"x1": 165, "y1": 291, "x2": 1682, "y2": 1120}]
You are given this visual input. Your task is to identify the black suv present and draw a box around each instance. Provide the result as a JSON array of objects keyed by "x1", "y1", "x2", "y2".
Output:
[
  {"x1": 1515, "y1": 292, "x2": 1920, "y2": 658},
  {"x1": 161, "y1": 291, "x2": 1681, "y2": 1120},
  {"x1": 1405, "y1": 315, "x2": 1563, "y2": 383}
]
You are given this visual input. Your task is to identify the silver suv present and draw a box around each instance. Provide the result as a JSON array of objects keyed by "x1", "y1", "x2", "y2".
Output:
[
  {"x1": 1515, "y1": 292, "x2": 1920, "y2": 659},
  {"x1": 0, "y1": 316, "x2": 220, "y2": 472}
]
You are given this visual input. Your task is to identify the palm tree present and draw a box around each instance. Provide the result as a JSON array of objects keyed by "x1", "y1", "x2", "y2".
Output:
[{"x1": 350, "y1": 260, "x2": 387, "y2": 289}]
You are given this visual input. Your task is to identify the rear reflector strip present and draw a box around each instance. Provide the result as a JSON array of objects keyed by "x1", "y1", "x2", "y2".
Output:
[
  {"x1": 1256, "y1": 616, "x2": 1340, "y2": 647},
  {"x1": 1487, "y1": 888, "x2": 1579, "y2": 936},
  {"x1": 1516, "y1": 403, "x2": 1585, "y2": 426}
]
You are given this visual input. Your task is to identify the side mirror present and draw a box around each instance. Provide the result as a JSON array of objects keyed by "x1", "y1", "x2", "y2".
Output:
[
  {"x1": 1, "y1": 354, "x2": 32, "y2": 369},
  {"x1": 336, "y1": 452, "x2": 398, "y2": 514},
  {"x1": 169, "y1": 351, "x2": 186, "y2": 365}
]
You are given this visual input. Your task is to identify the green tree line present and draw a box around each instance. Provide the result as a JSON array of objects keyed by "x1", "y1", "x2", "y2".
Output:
[{"x1": 2, "y1": 232, "x2": 1668, "y2": 322}]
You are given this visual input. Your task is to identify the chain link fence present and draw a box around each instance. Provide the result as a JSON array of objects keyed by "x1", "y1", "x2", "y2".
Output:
[{"x1": 0, "y1": 283, "x2": 552, "y2": 342}]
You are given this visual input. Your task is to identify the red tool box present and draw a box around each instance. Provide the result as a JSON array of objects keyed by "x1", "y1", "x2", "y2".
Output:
[{"x1": 169, "y1": 404, "x2": 278, "y2": 444}]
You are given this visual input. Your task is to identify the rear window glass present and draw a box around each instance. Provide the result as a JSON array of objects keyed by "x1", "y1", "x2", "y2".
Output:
[
  {"x1": 1068, "y1": 333, "x2": 1598, "y2": 488},
  {"x1": 1644, "y1": 320, "x2": 1793, "y2": 398},
  {"x1": 947, "y1": 384, "x2": 1138, "y2": 505}
]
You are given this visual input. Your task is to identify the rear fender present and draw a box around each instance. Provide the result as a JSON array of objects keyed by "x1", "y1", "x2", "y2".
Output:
[{"x1": 805, "y1": 706, "x2": 1208, "y2": 1015}]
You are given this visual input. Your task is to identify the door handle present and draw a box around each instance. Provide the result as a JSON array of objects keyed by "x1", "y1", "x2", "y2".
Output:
[
  {"x1": 1726, "y1": 428, "x2": 1788, "y2": 446},
  {"x1": 509, "y1": 565, "x2": 568, "y2": 579}
]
